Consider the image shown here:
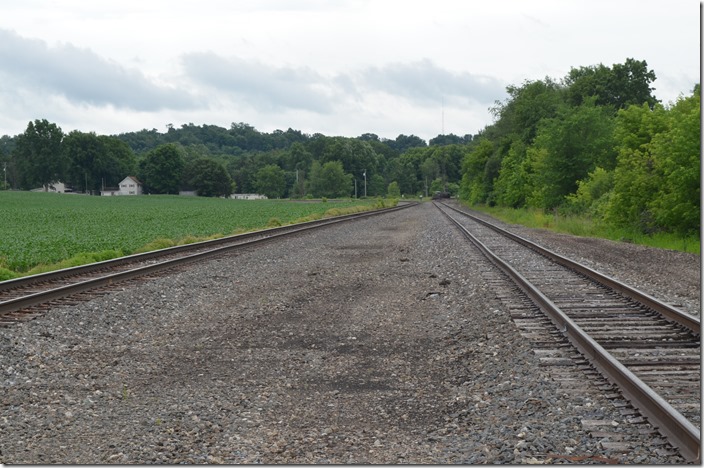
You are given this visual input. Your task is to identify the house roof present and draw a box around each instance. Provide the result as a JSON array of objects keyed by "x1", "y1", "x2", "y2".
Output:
[{"x1": 121, "y1": 176, "x2": 142, "y2": 185}]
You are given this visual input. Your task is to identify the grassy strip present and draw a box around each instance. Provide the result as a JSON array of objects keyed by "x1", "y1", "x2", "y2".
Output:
[{"x1": 464, "y1": 203, "x2": 700, "y2": 255}]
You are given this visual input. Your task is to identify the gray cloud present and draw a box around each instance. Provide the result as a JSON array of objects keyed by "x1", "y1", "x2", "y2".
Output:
[
  {"x1": 181, "y1": 52, "x2": 507, "y2": 114},
  {"x1": 0, "y1": 27, "x2": 507, "y2": 133},
  {"x1": 359, "y1": 59, "x2": 507, "y2": 106},
  {"x1": 0, "y1": 29, "x2": 198, "y2": 111},
  {"x1": 181, "y1": 52, "x2": 335, "y2": 113}
]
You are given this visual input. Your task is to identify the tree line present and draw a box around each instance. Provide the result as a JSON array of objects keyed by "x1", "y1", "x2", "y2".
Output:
[
  {"x1": 0, "y1": 117, "x2": 475, "y2": 199},
  {"x1": 458, "y1": 58, "x2": 699, "y2": 236}
]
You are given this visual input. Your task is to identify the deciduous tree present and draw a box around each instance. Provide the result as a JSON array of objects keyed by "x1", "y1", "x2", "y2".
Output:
[
  {"x1": 564, "y1": 58, "x2": 657, "y2": 110},
  {"x1": 138, "y1": 143, "x2": 184, "y2": 194},
  {"x1": 254, "y1": 164, "x2": 286, "y2": 198},
  {"x1": 14, "y1": 119, "x2": 65, "y2": 190},
  {"x1": 64, "y1": 131, "x2": 137, "y2": 193},
  {"x1": 309, "y1": 160, "x2": 352, "y2": 198},
  {"x1": 647, "y1": 89, "x2": 700, "y2": 234},
  {"x1": 185, "y1": 157, "x2": 234, "y2": 197},
  {"x1": 527, "y1": 99, "x2": 616, "y2": 209},
  {"x1": 606, "y1": 102, "x2": 668, "y2": 230}
]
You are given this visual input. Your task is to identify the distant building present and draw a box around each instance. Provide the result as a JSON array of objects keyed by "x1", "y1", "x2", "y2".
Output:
[
  {"x1": 31, "y1": 181, "x2": 73, "y2": 193},
  {"x1": 101, "y1": 176, "x2": 143, "y2": 196},
  {"x1": 230, "y1": 193, "x2": 268, "y2": 200}
]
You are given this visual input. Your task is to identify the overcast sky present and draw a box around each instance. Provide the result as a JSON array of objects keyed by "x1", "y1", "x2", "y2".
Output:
[{"x1": 0, "y1": 0, "x2": 699, "y2": 142}]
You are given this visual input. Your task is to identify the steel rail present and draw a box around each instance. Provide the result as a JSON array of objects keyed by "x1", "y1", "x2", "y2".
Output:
[
  {"x1": 0, "y1": 203, "x2": 414, "y2": 316},
  {"x1": 436, "y1": 203, "x2": 701, "y2": 463},
  {"x1": 0, "y1": 203, "x2": 414, "y2": 293},
  {"x1": 439, "y1": 202, "x2": 700, "y2": 335}
]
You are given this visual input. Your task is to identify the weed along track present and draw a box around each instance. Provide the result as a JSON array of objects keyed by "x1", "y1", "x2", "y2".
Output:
[
  {"x1": 435, "y1": 201, "x2": 700, "y2": 463},
  {"x1": 0, "y1": 204, "x2": 412, "y2": 325},
  {"x1": 0, "y1": 202, "x2": 698, "y2": 464}
]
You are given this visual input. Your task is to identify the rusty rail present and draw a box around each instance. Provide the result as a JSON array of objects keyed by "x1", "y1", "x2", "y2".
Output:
[{"x1": 436, "y1": 202, "x2": 700, "y2": 463}]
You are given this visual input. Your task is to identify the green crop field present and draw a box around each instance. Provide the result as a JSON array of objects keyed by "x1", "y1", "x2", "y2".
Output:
[{"x1": 0, "y1": 191, "x2": 388, "y2": 278}]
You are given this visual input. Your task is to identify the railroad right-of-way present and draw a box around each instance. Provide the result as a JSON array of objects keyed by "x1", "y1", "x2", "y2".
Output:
[
  {"x1": 0, "y1": 202, "x2": 699, "y2": 464},
  {"x1": 435, "y1": 201, "x2": 700, "y2": 462}
]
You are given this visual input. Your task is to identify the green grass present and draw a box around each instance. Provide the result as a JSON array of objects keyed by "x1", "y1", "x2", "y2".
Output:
[
  {"x1": 0, "y1": 191, "x2": 390, "y2": 278},
  {"x1": 465, "y1": 204, "x2": 700, "y2": 255}
]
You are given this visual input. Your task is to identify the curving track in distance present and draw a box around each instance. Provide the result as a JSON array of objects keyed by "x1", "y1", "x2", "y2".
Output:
[{"x1": 435, "y1": 201, "x2": 700, "y2": 463}]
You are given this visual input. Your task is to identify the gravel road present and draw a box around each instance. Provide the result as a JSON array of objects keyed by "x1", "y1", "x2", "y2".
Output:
[{"x1": 0, "y1": 202, "x2": 698, "y2": 464}]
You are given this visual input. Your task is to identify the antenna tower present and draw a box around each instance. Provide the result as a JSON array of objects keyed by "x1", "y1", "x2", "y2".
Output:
[{"x1": 441, "y1": 96, "x2": 445, "y2": 135}]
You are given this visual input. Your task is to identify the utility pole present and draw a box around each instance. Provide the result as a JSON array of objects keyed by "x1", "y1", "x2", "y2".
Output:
[
  {"x1": 354, "y1": 178, "x2": 357, "y2": 198},
  {"x1": 363, "y1": 170, "x2": 367, "y2": 198}
]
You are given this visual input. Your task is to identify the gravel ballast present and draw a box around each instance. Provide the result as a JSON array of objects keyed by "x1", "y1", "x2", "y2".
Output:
[{"x1": 0, "y1": 202, "x2": 697, "y2": 464}]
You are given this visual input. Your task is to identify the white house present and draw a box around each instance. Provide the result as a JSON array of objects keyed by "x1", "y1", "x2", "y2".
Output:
[{"x1": 101, "y1": 176, "x2": 143, "y2": 196}]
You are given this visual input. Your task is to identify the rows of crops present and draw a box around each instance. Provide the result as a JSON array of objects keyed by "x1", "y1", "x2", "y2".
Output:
[{"x1": 0, "y1": 192, "x2": 383, "y2": 275}]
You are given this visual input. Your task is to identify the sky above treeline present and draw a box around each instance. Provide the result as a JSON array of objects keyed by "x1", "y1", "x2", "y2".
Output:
[{"x1": 0, "y1": 0, "x2": 699, "y2": 142}]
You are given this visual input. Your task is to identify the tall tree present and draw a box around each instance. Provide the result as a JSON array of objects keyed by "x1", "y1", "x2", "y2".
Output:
[
  {"x1": 99, "y1": 136, "x2": 137, "y2": 186},
  {"x1": 648, "y1": 88, "x2": 700, "y2": 234},
  {"x1": 184, "y1": 157, "x2": 234, "y2": 197},
  {"x1": 564, "y1": 58, "x2": 658, "y2": 110},
  {"x1": 420, "y1": 157, "x2": 439, "y2": 196},
  {"x1": 527, "y1": 99, "x2": 616, "y2": 209},
  {"x1": 63, "y1": 131, "x2": 103, "y2": 193},
  {"x1": 490, "y1": 78, "x2": 564, "y2": 145},
  {"x1": 429, "y1": 133, "x2": 466, "y2": 146},
  {"x1": 14, "y1": 119, "x2": 65, "y2": 190},
  {"x1": 388, "y1": 134, "x2": 427, "y2": 153},
  {"x1": 606, "y1": 102, "x2": 669, "y2": 230},
  {"x1": 63, "y1": 132, "x2": 137, "y2": 193},
  {"x1": 286, "y1": 142, "x2": 313, "y2": 172},
  {"x1": 386, "y1": 157, "x2": 419, "y2": 196},
  {"x1": 431, "y1": 144, "x2": 466, "y2": 189},
  {"x1": 319, "y1": 137, "x2": 379, "y2": 178},
  {"x1": 309, "y1": 160, "x2": 352, "y2": 198},
  {"x1": 493, "y1": 140, "x2": 531, "y2": 208},
  {"x1": 254, "y1": 164, "x2": 286, "y2": 198},
  {"x1": 138, "y1": 143, "x2": 185, "y2": 194}
]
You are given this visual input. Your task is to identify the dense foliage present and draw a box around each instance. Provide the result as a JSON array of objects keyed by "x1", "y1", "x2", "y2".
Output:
[
  {"x1": 2, "y1": 118, "x2": 473, "y2": 198},
  {"x1": 460, "y1": 59, "x2": 700, "y2": 236}
]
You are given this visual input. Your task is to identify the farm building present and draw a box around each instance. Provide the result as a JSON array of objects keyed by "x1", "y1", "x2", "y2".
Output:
[
  {"x1": 101, "y1": 176, "x2": 143, "y2": 196},
  {"x1": 31, "y1": 181, "x2": 72, "y2": 193},
  {"x1": 230, "y1": 193, "x2": 268, "y2": 200}
]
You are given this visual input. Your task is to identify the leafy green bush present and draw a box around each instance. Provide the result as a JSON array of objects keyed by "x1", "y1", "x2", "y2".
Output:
[{"x1": 565, "y1": 167, "x2": 613, "y2": 217}]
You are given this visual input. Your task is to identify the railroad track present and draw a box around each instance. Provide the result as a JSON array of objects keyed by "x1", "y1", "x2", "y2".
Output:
[
  {"x1": 0, "y1": 203, "x2": 413, "y2": 325},
  {"x1": 434, "y1": 201, "x2": 701, "y2": 463}
]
